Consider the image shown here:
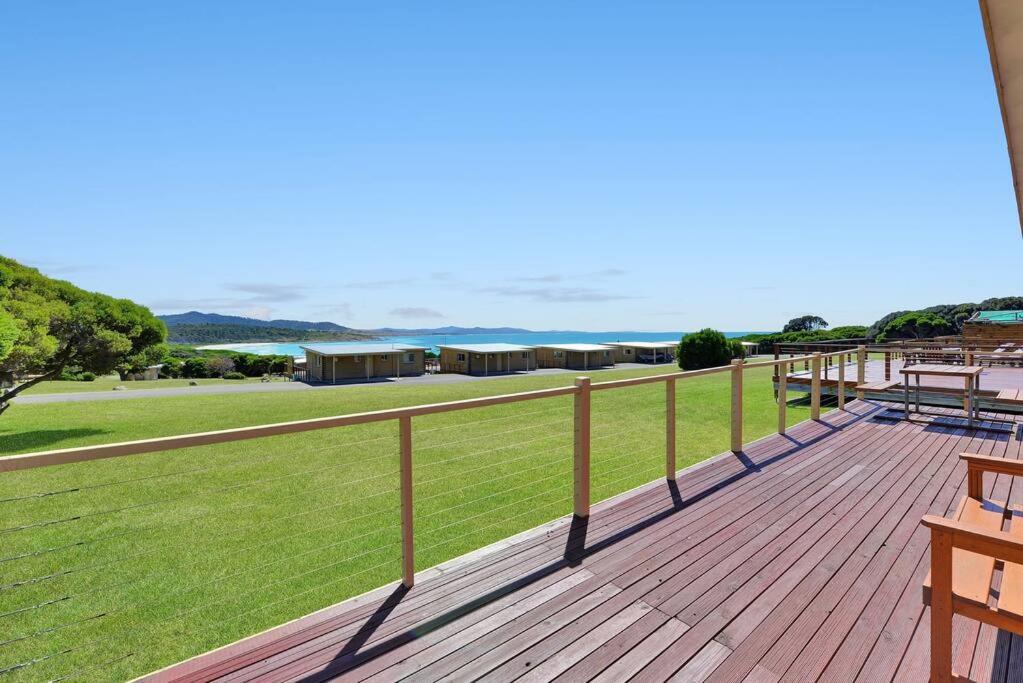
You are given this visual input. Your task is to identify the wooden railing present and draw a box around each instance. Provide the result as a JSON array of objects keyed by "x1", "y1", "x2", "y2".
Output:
[{"x1": 0, "y1": 348, "x2": 862, "y2": 591}]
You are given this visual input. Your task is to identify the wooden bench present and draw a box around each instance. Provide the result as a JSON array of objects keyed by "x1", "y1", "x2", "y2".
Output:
[
  {"x1": 921, "y1": 453, "x2": 1023, "y2": 682},
  {"x1": 855, "y1": 379, "x2": 902, "y2": 392},
  {"x1": 997, "y1": 388, "x2": 1023, "y2": 405}
]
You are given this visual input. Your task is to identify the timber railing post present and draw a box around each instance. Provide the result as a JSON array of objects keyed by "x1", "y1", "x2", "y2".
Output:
[
  {"x1": 730, "y1": 360, "x2": 743, "y2": 453},
  {"x1": 837, "y1": 352, "x2": 846, "y2": 410},
  {"x1": 777, "y1": 361, "x2": 787, "y2": 435},
  {"x1": 884, "y1": 351, "x2": 891, "y2": 380},
  {"x1": 810, "y1": 353, "x2": 822, "y2": 420},
  {"x1": 856, "y1": 345, "x2": 866, "y2": 399},
  {"x1": 666, "y1": 378, "x2": 676, "y2": 480},
  {"x1": 399, "y1": 415, "x2": 414, "y2": 588},
  {"x1": 574, "y1": 376, "x2": 591, "y2": 518}
]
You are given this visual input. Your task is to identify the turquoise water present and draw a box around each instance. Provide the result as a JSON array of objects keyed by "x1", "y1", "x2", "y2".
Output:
[{"x1": 205, "y1": 331, "x2": 758, "y2": 357}]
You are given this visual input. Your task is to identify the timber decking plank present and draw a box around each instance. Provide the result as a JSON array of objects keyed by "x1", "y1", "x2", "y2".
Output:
[{"x1": 141, "y1": 401, "x2": 1023, "y2": 683}]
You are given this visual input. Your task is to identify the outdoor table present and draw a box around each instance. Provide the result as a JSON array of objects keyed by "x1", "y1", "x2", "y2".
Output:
[{"x1": 899, "y1": 364, "x2": 984, "y2": 428}]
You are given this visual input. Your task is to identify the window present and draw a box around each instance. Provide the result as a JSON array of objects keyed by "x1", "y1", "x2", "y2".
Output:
[
  {"x1": 405, "y1": 353, "x2": 415, "y2": 363},
  {"x1": 456, "y1": 353, "x2": 466, "y2": 362},
  {"x1": 604, "y1": 350, "x2": 610, "y2": 357},
  {"x1": 554, "y1": 351, "x2": 564, "y2": 358},
  {"x1": 625, "y1": 349, "x2": 632, "y2": 355},
  {"x1": 353, "y1": 355, "x2": 363, "y2": 362},
  {"x1": 521, "y1": 352, "x2": 528, "y2": 359},
  {"x1": 380, "y1": 355, "x2": 389, "y2": 360}
]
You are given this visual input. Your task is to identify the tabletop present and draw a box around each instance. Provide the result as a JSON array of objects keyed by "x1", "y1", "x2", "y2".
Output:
[{"x1": 899, "y1": 364, "x2": 984, "y2": 378}]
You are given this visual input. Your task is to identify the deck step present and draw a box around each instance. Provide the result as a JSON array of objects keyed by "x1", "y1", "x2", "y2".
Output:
[
  {"x1": 856, "y1": 380, "x2": 902, "y2": 392},
  {"x1": 997, "y1": 389, "x2": 1023, "y2": 403}
]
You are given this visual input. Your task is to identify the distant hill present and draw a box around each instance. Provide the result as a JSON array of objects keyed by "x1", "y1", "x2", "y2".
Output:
[
  {"x1": 160, "y1": 311, "x2": 353, "y2": 332},
  {"x1": 366, "y1": 326, "x2": 537, "y2": 335},
  {"x1": 165, "y1": 323, "x2": 373, "y2": 345}
]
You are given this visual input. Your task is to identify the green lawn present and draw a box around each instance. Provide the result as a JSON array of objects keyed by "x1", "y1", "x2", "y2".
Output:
[
  {"x1": 18, "y1": 374, "x2": 284, "y2": 395},
  {"x1": 0, "y1": 364, "x2": 830, "y2": 681}
]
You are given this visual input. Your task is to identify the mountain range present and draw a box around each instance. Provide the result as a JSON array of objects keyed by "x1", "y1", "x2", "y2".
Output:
[{"x1": 158, "y1": 312, "x2": 539, "y2": 343}]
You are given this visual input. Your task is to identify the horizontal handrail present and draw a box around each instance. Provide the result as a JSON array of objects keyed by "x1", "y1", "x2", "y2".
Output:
[{"x1": 1, "y1": 351, "x2": 854, "y2": 473}]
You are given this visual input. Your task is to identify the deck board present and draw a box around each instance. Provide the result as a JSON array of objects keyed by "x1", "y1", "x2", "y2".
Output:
[{"x1": 145, "y1": 400, "x2": 1023, "y2": 682}]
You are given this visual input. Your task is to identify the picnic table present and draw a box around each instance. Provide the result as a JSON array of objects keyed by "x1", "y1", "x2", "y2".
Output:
[{"x1": 900, "y1": 364, "x2": 983, "y2": 427}]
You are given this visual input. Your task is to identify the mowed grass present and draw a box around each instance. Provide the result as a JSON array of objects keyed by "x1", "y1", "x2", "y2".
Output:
[
  {"x1": 0, "y1": 364, "x2": 831, "y2": 681},
  {"x1": 18, "y1": 374, "x2": 284, "y2": 395}
]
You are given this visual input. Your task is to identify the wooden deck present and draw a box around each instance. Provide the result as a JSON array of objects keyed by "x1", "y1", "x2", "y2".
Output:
[{"x1": 146, "y1": 400, "x2": 1023, "y2": 682}]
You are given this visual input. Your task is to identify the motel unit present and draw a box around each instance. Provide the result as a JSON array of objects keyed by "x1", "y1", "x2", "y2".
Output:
[
  {"x1": 534, "y1": 343, "x2": 615, "y2": 370},
  {"x1": 302, "y1": 343, "x2": 427, "y2": 383},
  {"x1": 962, "y1": 310, "x2": 1023, "y2": 347},
  {"x1": 603, "y1": 340, "x2": 677, "y2": 364},
  {"x1": 438, "y1": 343, "x2": 535, "y2": 375}
]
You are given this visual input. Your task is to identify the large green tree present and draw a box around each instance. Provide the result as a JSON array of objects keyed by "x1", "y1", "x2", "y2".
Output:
[
  {"x1": 0, "y1": 256, "x2": 166, "y2": 414},
  {"x1": 876, "y1": 311, "x2": 954, "y2": 342},
  {"x1": 782, "y1": 315, "x2": 829, "y2": 333}
]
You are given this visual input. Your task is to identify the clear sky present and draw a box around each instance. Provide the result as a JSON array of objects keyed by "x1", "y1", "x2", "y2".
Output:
[{"x1": 2, "y1": 1, "x2": 1019, "y2": 331}]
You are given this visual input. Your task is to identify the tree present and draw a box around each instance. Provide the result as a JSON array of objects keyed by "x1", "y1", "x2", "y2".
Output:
[
  {"x1": 0, "y1": 310, "x2": 17, "y2": 365},
  {"x1": 677, "y1": 328, "x2": 734, "y2": 370},
  {"x1": 782, "y1": 315, "x2": 829, "y2": 333},
  {"x1": 876, "y1": 311, "x2": 954, "y2": 342},
  {"x1": 0, "y1": 256, "x2": 166, "y2": 415},
  {"x1": 206, "y1": 356, "x2": 236, "y2": 377}
]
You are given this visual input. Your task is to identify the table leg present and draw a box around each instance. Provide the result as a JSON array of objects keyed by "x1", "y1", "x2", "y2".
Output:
[
  {"x1": 966, "y1": 377, "x2": 974, "y2": 428},
  {"x1": 904, "y1": 377, "x2": 910, "y2": 420},
  {"x1": 915, "y1": 374, "x2": 920, "y2": 412}
]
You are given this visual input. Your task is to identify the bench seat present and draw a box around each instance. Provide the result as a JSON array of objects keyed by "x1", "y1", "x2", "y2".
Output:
[
  {"x1": 997, "y1": 388, "x2": 1023, "y2": 403},
  {"x1": 855, "y1": 379, "x2": 902, "y2": 392}
]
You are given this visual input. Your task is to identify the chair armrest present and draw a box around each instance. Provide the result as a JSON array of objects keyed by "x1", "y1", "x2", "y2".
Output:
[
  {"x1": 960, "y1": 453, "x2": 1023, "y2": 475},
  {"x1": 921, "y1": 515, "x2": 1023, "y2": 565}
]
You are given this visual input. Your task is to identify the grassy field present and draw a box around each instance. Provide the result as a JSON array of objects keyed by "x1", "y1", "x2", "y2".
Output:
[
  {"x1": 17, "y1": 374, "x2": 286, "y2": 395},
  {"x1": 0, "y1": 364, "x2": 830, "y2": 681}
]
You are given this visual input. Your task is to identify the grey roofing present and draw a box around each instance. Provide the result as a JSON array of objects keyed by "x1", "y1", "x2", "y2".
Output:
[
  {"x1": 437, "y1": 342, "x2": 535, "y2": 353},
  {"x1": 534, "y1": 343, "x2": 614, "y2": 352},
  {"x1": 604, "y1": 341, "x2": 677, "y2": 349},
  {"x1": 300, "y1": 343, "x2": 427, "y2": 356}
]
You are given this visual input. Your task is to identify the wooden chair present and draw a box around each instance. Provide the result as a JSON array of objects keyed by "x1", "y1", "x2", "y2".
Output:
[{"x1": 921, "y1": 453, "x2": 1023, "y2": 682}]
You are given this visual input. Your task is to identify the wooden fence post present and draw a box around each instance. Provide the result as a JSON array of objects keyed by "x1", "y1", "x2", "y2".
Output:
[
  {"x1": 574, "y1": 376, "x2": 591, "y2": 518},
  {"x1": 777, "y1": 362, "x2": 787, "y2": 435},
  {"x1": 856, "y1": 345, "x2": 866, "y2": 400},
  {"x1": 399, "y1": 415, "x2": 414, "y2": 588},
  {"x1": 665, "y1": 379, "x2": 677, "y2": 480},
  {"x1": 929, "y1": 529, "x2": 954, "y2": 683},
  {"x1": 884, "y1": 351, "x2": 891, "y2": 380},
  {"x1": 837, "y1": 353, "x2": 846, "y2": 410},
  {"x1": 730, "y1": 360, "x2": 743, "y2": 453},
  {"x1": 810, "y1": 353, "x2": 821, "y2": 420}
]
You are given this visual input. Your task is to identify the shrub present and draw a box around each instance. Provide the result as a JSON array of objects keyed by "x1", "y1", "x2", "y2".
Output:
[
  {"x1": 206, "y1": 356, "x2": 236, "y2": 377},
  {"x1": 677, "y1": 328, "x2": 734, "y2": 370},
  {"x1": 222, "y1": 371, "x2": 246, "y2": 380},
  {"x1": 159, "y1": 357, "x2": 183, "y2": 378},
  {"x1": 180, "y1": 357, "x2": 211, "y2": 378},
  {"x1": 79, "y1": 372, "x2": 96, "y2": 382},
  {"x1": 876, "y1": 312, "x2": 954, "y2": 342}
]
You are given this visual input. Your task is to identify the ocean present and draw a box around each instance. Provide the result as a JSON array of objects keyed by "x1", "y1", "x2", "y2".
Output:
[{"x1": 202, "y1": 331, "x2": 759, "y2": 357}]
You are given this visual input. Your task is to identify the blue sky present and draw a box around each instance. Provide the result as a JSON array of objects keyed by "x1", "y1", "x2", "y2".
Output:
[{"x1": 2, "y1": 1, "x2": 1019, "y2": 331}]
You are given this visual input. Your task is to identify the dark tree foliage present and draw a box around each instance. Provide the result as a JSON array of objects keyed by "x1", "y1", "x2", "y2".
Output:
[
  {"x1": 677, "y1": 328, "x2": 735, "y2": 370},
  {"x1": 866, "y1": 297, "x2": 1023, "y2": 339},
  {"x1": 876, "y1": 312, "x2": 954, "y2": 342},
  {"x1": 782, "y1": 315, "x2": 829, "y2": 333},
  {"x1": 0, "y1": 256, "x2": 166, "y2": 414}
]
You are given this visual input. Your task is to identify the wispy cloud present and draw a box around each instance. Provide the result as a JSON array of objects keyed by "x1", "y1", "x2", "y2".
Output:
[
  {"x1": 224, "y1": 282, "x2": 306, "y2": 302},
  {"x1": 588, "y1": 268, "x2": 626, "y2": 278},
  {"x1": 311, "y1": 303, "x2": 354, "y2": 319},
  {"x1": 27, "y1": 260, "x2": 95, "y2": 276},
  {"x1": 477, "y1": 286, "x2": 637, "y2": 303},
  {"x1": 514, "y1": 274, "x2": 563, "y2": 283},
  {"x1": 345, "y1": 277, "x2": 417, "y2": 289},
  {"x1": 150, "y1": 281, "x2": 310, "y2": 317},
  {"x1": 390, "y1": 307, "x2": 444, "y2": 319}
]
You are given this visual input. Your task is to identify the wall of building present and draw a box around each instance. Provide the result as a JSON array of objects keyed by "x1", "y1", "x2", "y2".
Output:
[
  {"x1": 440, "y1": 349, "x2": 535, "y2": 374},
  {"x1": 962, "y1": 323, "x2": 1023, "y2": 347},
  {"x1": 305, "y1": 350, "x2": 425, "y2": 382}
]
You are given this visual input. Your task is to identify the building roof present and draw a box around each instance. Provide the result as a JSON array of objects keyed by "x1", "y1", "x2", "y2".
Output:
[
  {"x1": 437, "y1": 343, "x2": 534, "y2": 353},
  {"x1": 980, "y1": 0, "x2": 1023, "y2": 236},
  {"x1": 604, "y1": 341, "x2": 677, "y2": 350},
  {"x1": 300, "y1": 343, "x2": 427, "y2": 356},
  {"x1": 970, "y1": 310, "x2": 1023, "y2": 323},
  {"x1": 534, "y1": 343, "x2": 613, "y2": 352}
]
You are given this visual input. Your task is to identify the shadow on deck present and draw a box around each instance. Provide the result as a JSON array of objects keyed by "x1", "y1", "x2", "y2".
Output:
[{"x1": 145, "y1": 400, "x2": 1023, "y2": 682}]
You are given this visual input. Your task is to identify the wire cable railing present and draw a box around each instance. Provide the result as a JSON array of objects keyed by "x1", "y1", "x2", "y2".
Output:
[{"x1": 0, "y1": 348, "x2": 862, "y2": 681}]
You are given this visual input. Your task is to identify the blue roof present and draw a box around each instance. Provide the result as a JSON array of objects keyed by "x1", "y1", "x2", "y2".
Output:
[{"x1": 300, "y1": 343, "x2": 426, "y2": 356}]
